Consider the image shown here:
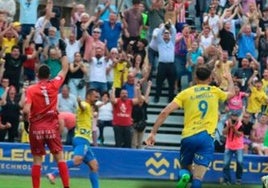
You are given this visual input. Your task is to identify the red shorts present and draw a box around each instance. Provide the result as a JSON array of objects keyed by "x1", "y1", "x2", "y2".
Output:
[{"x1": 29, "y1": 116, "x2": 62, "y2": 155}]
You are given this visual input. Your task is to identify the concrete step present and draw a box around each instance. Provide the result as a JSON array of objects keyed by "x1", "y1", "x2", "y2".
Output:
[
  {"x1": 147, "y1": 107, "x2": 183, "y2": 116},
  {"x1": 147, "y1": 114, "x2": 182, "y2": 124}
]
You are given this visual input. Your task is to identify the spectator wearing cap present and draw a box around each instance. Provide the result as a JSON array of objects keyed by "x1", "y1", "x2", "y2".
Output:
[
  {"x1": 83, "y1": 27, "x2": 106, "y2": 62},
  {"x1": 154, "y1": 22, "x2": 176, "y2": 103},
  {"x1": 97, "y1": 12, "x2": 122, "y2": 51},
  {"x1": 17, "y1": 0, "x2": 39, "y2": 37},
  {"x1": 121, "y1": 0, "x2": 143, "y2": 51},
  {"x1": 131, "y1": 38, "x2": 148, "y2": 62},
  {"x1": 221, "y1": 111, "x2": 244, "y2": 185}
]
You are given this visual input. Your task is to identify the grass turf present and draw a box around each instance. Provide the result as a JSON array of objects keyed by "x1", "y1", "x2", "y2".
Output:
[{"x1": 0, "y1": 175, "x2": 261, "y2": 188}]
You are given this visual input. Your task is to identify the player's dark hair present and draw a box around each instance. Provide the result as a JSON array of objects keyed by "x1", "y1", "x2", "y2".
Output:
[
  {"x1": 86, "y1": 88, "x2": 99, "y2": 96},
  {"x1": 132, "y1": 0, "x2": 141, "y2": 5},
  {"x1": 195, "y1": 66, "x2": 211, "y2": 81},
  {"x1": 38, "y1": 64, "x2": 50, "y2": 79}
]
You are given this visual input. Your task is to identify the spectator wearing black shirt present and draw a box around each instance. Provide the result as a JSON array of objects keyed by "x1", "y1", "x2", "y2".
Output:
[
  {"x1": 3, "y1": 45, "x2": 36, "y2": 91},
  {"x1": 0, "y1": 85, "x2": 24, "y2": 142},
  {"x1": 241, "y1": 112, "x2": 254, "y2": 154},
  {"x1": 219, "y1": 21, "x2": 236, "y2": 57}
]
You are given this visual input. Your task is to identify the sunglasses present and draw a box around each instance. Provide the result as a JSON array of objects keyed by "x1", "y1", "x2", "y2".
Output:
[{"x1": 93, "y1": 31, "x2": 100, "y2": 34}]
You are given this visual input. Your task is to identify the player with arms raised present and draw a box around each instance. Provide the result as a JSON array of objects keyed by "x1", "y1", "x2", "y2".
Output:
[
  {"x1": 146, "y1": 66, "x2": 235, "y2": 188},
  {"x1": 23, "y1": 42, "x2": 70, "y2": 188}
]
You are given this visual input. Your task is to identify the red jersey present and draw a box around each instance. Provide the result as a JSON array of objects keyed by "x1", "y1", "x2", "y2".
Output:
[
  {"x1": 25, "y1": 75, "x2": 64, "y2": 123},
  {"x1": 23, "y1": 47, "x2": 36, "y2": 70},
  {"x1": 112, "y1": 98, "x2": 133, "y2": 126}
]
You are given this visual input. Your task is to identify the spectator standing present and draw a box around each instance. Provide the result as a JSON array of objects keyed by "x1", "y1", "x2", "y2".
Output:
[
  {"x1": 213, "y1": 51, "x2": 236, "y2": 91},
  {"x1": 58, "y1": 84, "x2": 77, "y2": 115},
  {"x1": 96, "y1": 92, "x2": 113, "y2": 145},
  {"x1": 148, "y1": 26, "x2": 160, "y2": 77},
  {"x1": 0, "y1": 86, "x2": 24, "y2": 142},
  {"x1": 122, "y1": 72, "x2": 135, "y2": 99},
  {"x1": 144, "y1": 0, "x2": 165, "y2": 40},
  {"x1": 226, "y1": 83, "x2": 248, "y2": 116},
  {"x1": 175, "y1": 25, "x2": 193, "y2": 91},
  {"x1": 154, "y1": 22, "x2": 176, "y2": 103},
  {"x1": 121, "y1": 0, "x2": 143, "y2": 51},
  {"x1": 222, "y1": 112, "x2": 244, "y2": 185},
  {"x1": 88, "y1": 47, "x2": 108, "y2": 94},
  {"x1": 111, "y1": 85, "x2": 142, "y2": 148},
  {"x1": 111, "y1": 51, "x2": 130, "y2": 97},
  {"x1": 258, "y1": 28, "x2": 268, "y2": 74},
  {"x1": 246, "y1": 70, "x2": 268, "y2": 119},
  {"x1": 98, "y1": 12, "x2": 122, "y2": 51},
  {"x1": 241, "y1": 112, "x2": 254, "y2": 154},
  {"x1": 69, "y1": 52, "x2": 87, "y2": 100},
  {"x1": 22, "y1": 54, "x2": 70, "y2": 188},
  {"x1": 237, "y1": 24, "x2": 259, "y2": 63},
  {"x1": 43, "y1": 47, "x2": 62, "y2": 79},
  {"x1": 250, "y1": 114, "x2": 268, "y2": 155},
  {"x1": 22, "y1": 28, "x2": 38, "y2": 82},
  {"x1": 219, "y1": 21, "x2": 236, "y2": 57},
  {"x1": 233, "y1": 57, "x2": 255, "y2": 92},
  {"x1": 259, "y1": 7, "x2": 268, "y2": 32},
  {"x1": 0, "y1": 24, "x2": 19, "y2": 54},
  {"x1": 59, "y1": 18, "x2": 83, "y2": 64},
  {"x1": 3, "y1": 45, "x2": 36, "y2": 92},
  {"x1": 132, "y1": 80, "x2": 152, "y2": 149},
  {"x1": 83, "y1": 27, "x2": 106, "y2": 63},
  {"x1": 95, "y1": 0, "x2": 117, "y2": 22},
  {"x1": 17, "y1": 0, "x2": 39, "y2": 37}
]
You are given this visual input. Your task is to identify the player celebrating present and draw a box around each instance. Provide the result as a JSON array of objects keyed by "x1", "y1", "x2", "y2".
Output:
[
  {"x1": 47, "y1": 89, "x2": 100, "y2": 188},
  {"x1": 22, "y1": 45, "x2": 70, "y2": 188},
  {"x1": 146, "y1": 66, "x2": 235, "y2": 188}
]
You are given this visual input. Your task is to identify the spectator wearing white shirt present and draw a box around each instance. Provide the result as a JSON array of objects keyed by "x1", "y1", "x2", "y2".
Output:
[
  {"x1": 58, "y1": 84, "x2": 77, "y2": 113},
  {"x1": 58, "y1": 84, "x2": 77, "y2": 145},
  {"x1": 96, "y1": 91, "x2": 113, "y2": 145},
  {"x1": 59, "y1": 18, "x2": 84, "y2": 63},
  {"x1": 88, "y1": 47, "x2": 108, "y2": 94}
]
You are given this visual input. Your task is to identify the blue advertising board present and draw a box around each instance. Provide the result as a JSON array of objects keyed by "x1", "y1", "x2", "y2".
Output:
[{"x1": 0, "y1": 143, "x2": 266, "y2": 183}]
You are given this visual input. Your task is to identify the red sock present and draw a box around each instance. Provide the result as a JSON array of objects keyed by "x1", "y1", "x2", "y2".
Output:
[
  {"x1": 31, "y1": 165, "x2": 41, "y2": 188},
  {"x1": 58, "y1": 161, "x2": 70, "y2": 187}
]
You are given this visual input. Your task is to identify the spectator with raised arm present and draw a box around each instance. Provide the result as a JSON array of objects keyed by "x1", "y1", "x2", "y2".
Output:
[{"x1": 111, "y1": 83, "x2": 142, "y2": 148}]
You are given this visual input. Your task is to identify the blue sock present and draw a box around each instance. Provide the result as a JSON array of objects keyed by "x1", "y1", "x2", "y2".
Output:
[
  {"x1": 66, "y1": 160, "x2": 75, "y2": 168},
  {"x1": 191, "y1": 179, "x2": 202, "y2": 188},
  {"x1": 52, "y1": 160, "x2": 75, "y2": 177},
  {"x1": 89, "y1": 172, "x2": 99, "y2": 188}
]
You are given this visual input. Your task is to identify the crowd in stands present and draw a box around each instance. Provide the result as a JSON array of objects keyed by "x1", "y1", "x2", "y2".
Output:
[{"x1": 0, "y1": 0, "x2": 268, "y2": 155}]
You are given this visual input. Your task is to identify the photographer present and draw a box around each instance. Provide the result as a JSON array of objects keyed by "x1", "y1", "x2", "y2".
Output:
[
  {"x1": 154, "y1": 20, "x2": 176, "y2": 103},
  {"x1": 221, "y1": 112, "x2": 244, "y2": 185}
]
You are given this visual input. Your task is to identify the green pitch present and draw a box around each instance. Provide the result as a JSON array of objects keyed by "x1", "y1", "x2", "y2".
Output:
[{"x1": 0, "y1": 175, "x2": 261, "y2": 188}]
